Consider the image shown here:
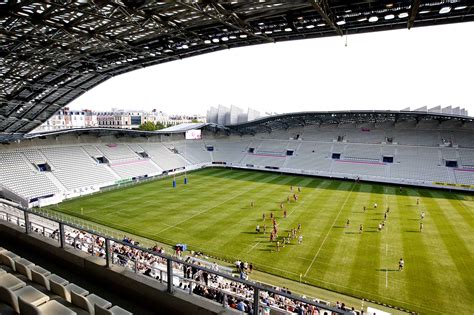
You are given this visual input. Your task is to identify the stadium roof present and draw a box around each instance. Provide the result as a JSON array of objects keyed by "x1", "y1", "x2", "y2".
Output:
[
  {"x1": 0, "y1": 126, "x2": 188, "y2": 144},
  {"x1": 160, "y1": 122, "x2": 207, "y2": 132},
  {"x1": 222, "y1": 110, "x2": 474, "y2": 135},
  {"x1": 1, "y1": 1, "x2": 473, "y2": 135},
  {"x1": 1, "y1": 110, "x2": 471, "y2": 143}
]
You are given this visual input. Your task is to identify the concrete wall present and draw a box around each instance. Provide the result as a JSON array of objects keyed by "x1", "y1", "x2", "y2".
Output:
[{"x1": 0, "y1": 188, "x2": 29, "y2": 208}]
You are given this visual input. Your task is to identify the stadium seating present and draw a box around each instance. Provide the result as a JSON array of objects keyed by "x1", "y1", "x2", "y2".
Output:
[
  {"x1": 96, "y1": 144, "x2": 138, "y2": 162},
  {"x1": 0, "y1": 283, "x2": 49, "y2": 313},
  {"x1": 257, "y1": 129, "x2": 292, "y2": 140},
  {"x1": 0, "y1": 247, "x2": 132, "y2": 315},
  {"x1": 1, "y1": 124, "x2": 473, "y2": 207},
  {"x1": 170, "y1": 141, "x2": 212, "y2": 164},
  {"x1": 332, "y1": 161, "x2": 386, "y2": 178},
  {"x1": 0, "y1": 251, "x2": 18, "y2": 271},
  {"x1": 83, "y1": 144, "x2": 163, "y2": 179},
  {"x1": 94, "y1": 304, "x2": 132, "y2": 315},
  {"x1": 343, "y1": 144, "x2": 381, "y2": 161},
  {"x1": 454, "y1": 169, "x2": 474, "y2": 185},
  {"x1": 82, "y1": 145, "x2": 105, "y2": 159},
  {"x1": 454, "y1": 130, "x2": 474, "y2": 148},
  {"x1": 13, "y1": 257, "x2": 35, "y2": 280},
  {"x1": 285, "y1": 142, "x2": 332, "y2": 173},
  {"x1": 41, "y1": 146, "x2": 116, "y2": 190},
  {"x1": 19, "y1": 297, "x2": 77, "y2": 315},
  {"x1": 70, "y1": 290, "x2": 112, "y2": 314},
  {"x1": 255, "y1": 140, "x2": 289, "y2": 156},
  {"x1": 22, "y1": 149, "x2": 49, "y2": 165},
  {"x1": 391, "y1": 129, "x2": 440, "y2": 146},
  {"x1": 206, "y1": 140, "x2": 249, "y2": 164},
  {"x1": 0, "y1": 152, "x2": 60, "y2": 200},
  {"x1": 344, "y1": 129, "x2": 385, "y2": 144},
  {"x1": 301, "y1": 126, "x2": 338, "y2": 142},
  {"x1": 389, "y1": 147, "x2": 455, "y2": 182},
  {"x1": 110, "y1": 160, "x2": 161, "y2": 179},
  {"x1": 241, "y1": 154, "x2": 287, "y2": 168},
  {"x1": 459, "y1": 149, "x2": 474, "y2": 167},
  {"x1": 440, "y1": 148, "x2": 458, "y2": 160},
  {"x1": 126, "y1": 143, "x2": 145, "y2": 153},
  {"x1": 139, "y1": 143, "x2": 188, "y2": 170}
]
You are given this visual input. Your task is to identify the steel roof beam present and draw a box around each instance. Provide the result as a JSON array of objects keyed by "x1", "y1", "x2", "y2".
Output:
[
  {"x1": 408, "y1": 0, "x2": 421, "y2": 30},
  {"x1": 1, "y1": 1, "x2": 474, "y2": 133},
  {"x1": 309, "y1": 0, "x2": 343, "y2": 36},
  {"x1": 178, "y1": 2, "x2": 274, "y2": 44}
]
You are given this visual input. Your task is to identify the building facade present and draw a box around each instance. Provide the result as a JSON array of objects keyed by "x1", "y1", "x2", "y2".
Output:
[
  {"x1": 33, "y1": 108, "x2": 98, "y2": 132},
  {"x1": 33, "y1": 108, "x2": 206, "y2": 132},
  {"x1": 96, "y1": 111, "x2": 144, "y2": 129}
]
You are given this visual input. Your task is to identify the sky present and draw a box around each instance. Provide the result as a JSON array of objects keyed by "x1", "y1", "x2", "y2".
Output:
[{"x1": 69, "y1": 22, "x2": 474, "y2": 116}]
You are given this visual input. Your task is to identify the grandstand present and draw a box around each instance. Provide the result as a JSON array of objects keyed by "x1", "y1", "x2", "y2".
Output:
[
  {"x1": 1, "y1": 111, "x2": 473, "y2": 208},
  {"x1": 1, "y1": 111, "x2": 473, "y2": 314}
]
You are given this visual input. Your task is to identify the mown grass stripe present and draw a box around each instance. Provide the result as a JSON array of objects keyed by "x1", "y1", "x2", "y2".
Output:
[
  {"x1": 345, "y1": 183, "x2": 383, "y2": 301},
  {"x1": 420, "y1": 190, "x2": 474, "y2": 302},
  {"x1": 265, "y1": 178, "x2": 332, "y2": 274},
  {"x1": 397, "y1": 188, "x2": 446, "y2": 313},
  {"x1": 43, "y1": 168, "x2": 473, "y2": 314},
  {"x1": 326, "y1": 183, "x2": 374, "y2": 290},
  {"x1": 304, "y1": 182, "x2": 355, "y2": 277},
  {"x1": 184, "y1": 174, "x2": 296, "y2": 248},
  {"x1": 436, "y1": 191, "x2": 474, "y2": 230}
]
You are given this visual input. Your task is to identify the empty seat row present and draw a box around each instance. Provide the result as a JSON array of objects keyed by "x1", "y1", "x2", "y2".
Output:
[
  {"x1": 170, "y1": 141, "x2": 213, "y2": 164},
  {"x1": 140, "y1": 143, "x2": 188, "y2": 170},
  {"x1": 0, "y1": 250, "x2": 75, "y2": 314},
  {"x1": 0, "y1": 152, "x2": 60, "y2": 199},
  {"x1": 41, "y1": 147, "x2": 116, "y2": 190},
  {"x1": 95, "y1": 145, "x2": 138, "y2": 161},
  {"x1": 110, "y1": 160, "x2": 161, "y2": 179},
  {"x1": 0, "y1": 247, "x2": 132, "y2": 315}
]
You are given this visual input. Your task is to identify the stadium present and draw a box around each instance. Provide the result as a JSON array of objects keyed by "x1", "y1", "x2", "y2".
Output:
[{"x1": 1, "y1": 1, "x2": 473, "y2": 315}]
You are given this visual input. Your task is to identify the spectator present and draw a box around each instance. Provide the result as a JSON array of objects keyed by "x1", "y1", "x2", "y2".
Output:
[{"x1": 236, "y1": 300, "x2": 246, "y2": 312}]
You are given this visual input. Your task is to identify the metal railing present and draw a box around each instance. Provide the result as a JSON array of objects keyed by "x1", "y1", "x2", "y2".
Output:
[{"x1": 0, "y1": 199, "x2": 350, "y2": 315}]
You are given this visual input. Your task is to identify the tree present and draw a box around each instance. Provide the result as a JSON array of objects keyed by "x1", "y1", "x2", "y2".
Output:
[
  {"x1": 138, "y1": 121, "x2": 158, "y2": 131},
  {"x1": 155, "y1": 122, "x2": 166, "y2": 130},
  {"x1": 191, "y1": 118, "x2": 202, "y2": 123}
]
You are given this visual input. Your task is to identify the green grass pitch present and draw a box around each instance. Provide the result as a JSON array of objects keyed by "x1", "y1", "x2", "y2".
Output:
[{"x1": 48, "y1": 168, "x2": 474, "y2": 314}]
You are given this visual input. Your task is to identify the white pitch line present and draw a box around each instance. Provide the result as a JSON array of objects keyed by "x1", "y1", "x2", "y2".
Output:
[
  {"x1": 287, "y1": 200, "x2": 304, "y2": 217},
  {"x1": 302, "y1": 274, "x2": 443, "y2": 315},
  {"x1": 155, "y1": 175, "x2": 280, "y2": 235},
  {"x1": 246, "y1": 241, "x2": 261, "y2": 253},
  {"x1": 303, "y1": 183, "x2": 356, "y2": 277},
  {"x1": 161, "y1": 222, "x2": 183, "y2": 229}
]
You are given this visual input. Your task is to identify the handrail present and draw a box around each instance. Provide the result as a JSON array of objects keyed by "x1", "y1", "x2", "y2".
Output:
[{"x1": 0, "y1": 199, "x2": 350, "y2": 315}]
